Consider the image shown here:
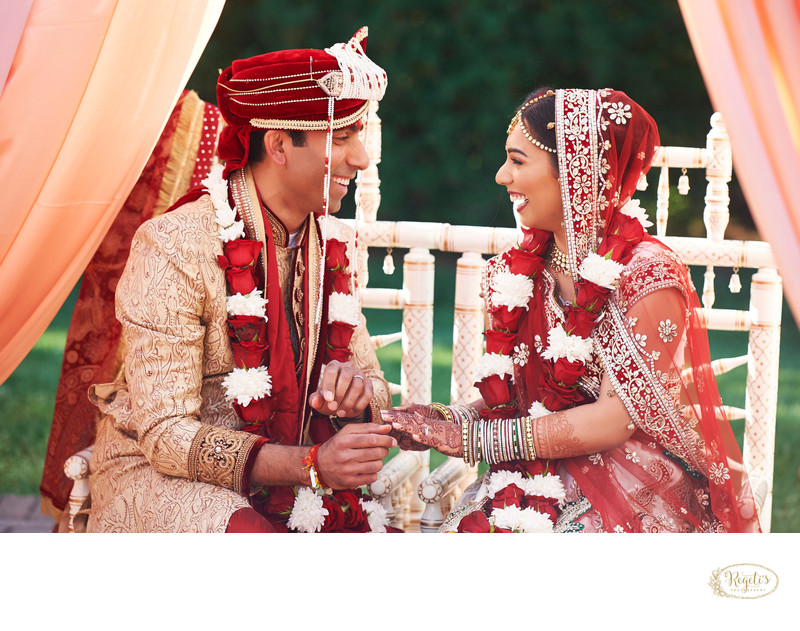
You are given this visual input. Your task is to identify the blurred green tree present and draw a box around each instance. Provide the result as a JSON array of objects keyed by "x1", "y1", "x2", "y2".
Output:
[{"x1": 186, "y1": 0, "x2": 754, "y2": 236}]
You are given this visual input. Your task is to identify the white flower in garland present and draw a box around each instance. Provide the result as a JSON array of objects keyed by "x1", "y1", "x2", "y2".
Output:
[
  {"x1": 287, "y1": 487, "x2": 329, "y2": 533},
  {"x1": 203, "y1": 164, "x2": 244, "y2": 242},
  {"x1": 328, "y1": 291, "x2": 361, "y2": 326},
  {"x1": 360, "y1": 498, "x2": 390, "y2": 533},
  {"x1": 202, "y1": 164, "x2": 230, "y2": 211},
  {"x1": 527, "y1": 401, "x2": 551, "y2": 418},
  {"x1": 319, "y1": 214, "x2": 352, "y2": 243},
  {"x1": 578, "y1": 252, "x2": 625, "y2": 290},
  {"x1": 475, "y1": 352, "x2": 515, "y2": 381},
  {"x1": 541, "y1": 324, "x2": 594, "y2": 364},
  {"x1": 218, "y1": 221, "x2": 246, "y2": 243},
  {"x1": 619, "y1": 198, "x2": 653, "y2": 229},
  {"x1": 222, "y1": 365, "x2": 272, "y2": 406},
  {"x1": 226, "y1": 290, "x2": 269, "y2": 319},
  {"x1": 490, "y1": 505, "x2": 555, "y2": 533},
  {"x1": 486, "y1": 470, "x2": 526, "y2": 497},
  {"x1": 520, "y1": 473, "x2": 566, "y2": 504},
  {"x1": 486, "y1": 470, "x2": 565, "y2": 505},
  {"x1": 490, "y1": 271, "x2": 534, "y2": 310}
]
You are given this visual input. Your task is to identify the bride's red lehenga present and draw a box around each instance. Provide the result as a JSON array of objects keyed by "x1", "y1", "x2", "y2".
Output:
[{"x1": 452, "y1": 89, "x2": 760, "y2": 532}]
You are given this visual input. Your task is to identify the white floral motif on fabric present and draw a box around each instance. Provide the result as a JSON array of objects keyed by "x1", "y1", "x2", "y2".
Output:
[
  {"x1": 658, "y1": 319, "x2": 677, "y2": 343},
  {"x1": 708, "y1": 462, "x2": 731, "y2": 485},
  {"x1": 513, "y1": 343, "x2": 530, "y2": 366},
  {"x1": 625, "y1": 448, "x2": 641, "y2": 464},
  {"x1": 607, "y1": 102, "x2": 632, "y2": 125}
]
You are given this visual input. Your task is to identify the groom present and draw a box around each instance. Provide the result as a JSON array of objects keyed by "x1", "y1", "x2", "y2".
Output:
[{"x1": 86, "y1": 28, "x2": 396, "y2": 532}]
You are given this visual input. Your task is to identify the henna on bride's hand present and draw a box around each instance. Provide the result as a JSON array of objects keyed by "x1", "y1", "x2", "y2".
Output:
[
  {"x1": 534, "y1": 411, "x2": 584, "y2": 458},
  {"x1": 420, "y1": 420, "x2": 461, "y2": 457}
]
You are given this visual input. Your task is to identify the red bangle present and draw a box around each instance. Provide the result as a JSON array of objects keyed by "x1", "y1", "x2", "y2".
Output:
[{"x1": 301, "y1": 444, "x2": 329, "y2": 492}]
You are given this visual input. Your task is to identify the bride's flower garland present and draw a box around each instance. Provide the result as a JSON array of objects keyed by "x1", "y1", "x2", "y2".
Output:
[
  {"x1": 466, "y1": 200, "x2": 647, "y2": 532},
  {"x1": 204, "y1": 165, "x2": 379, "y2": 532}
]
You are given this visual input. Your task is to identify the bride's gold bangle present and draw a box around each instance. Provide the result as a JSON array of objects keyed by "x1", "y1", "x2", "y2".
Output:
[{"x1": 429, "y1": 402, "x2": 453, "y2": 422}]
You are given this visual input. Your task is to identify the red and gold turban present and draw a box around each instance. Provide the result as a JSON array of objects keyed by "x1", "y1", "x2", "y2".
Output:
[{"x1": 216, "y1": 26, "x2": 387, "y2": 174}]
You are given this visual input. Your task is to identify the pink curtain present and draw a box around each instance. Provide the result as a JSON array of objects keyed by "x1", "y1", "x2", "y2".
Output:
[
  {"x1": 679, "y1": 0, "x2": 800, "y2": 324},
  {"x1": 0, "y1": 0, "x2": 224, "y2": 385}
]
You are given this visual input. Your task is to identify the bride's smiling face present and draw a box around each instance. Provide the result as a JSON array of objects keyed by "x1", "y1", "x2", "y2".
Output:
[{"x1": 495, "y1": 124, "x2": 563, "y2": 232}]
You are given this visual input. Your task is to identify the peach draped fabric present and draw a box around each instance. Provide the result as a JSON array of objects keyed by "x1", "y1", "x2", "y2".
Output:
[
  {"x1": 0, "y1": 0, "x2": 225, "y2": 384},
  {"x1": 679, "y1": 0, "x2": 800, "y2": 323}
]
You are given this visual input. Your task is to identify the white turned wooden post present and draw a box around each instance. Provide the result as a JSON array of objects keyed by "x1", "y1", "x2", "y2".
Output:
[
  {"x1": 396, "y1": 247, "x2": 435, "y2": 526},
  {"x1": 702, "y1": 113, "x2": 732, "y2": 308},
  {"x1": 743, "y1": 267, "x2": 782, "y2": 532},
  {"x1": 369, "y1": 450, "x2": 428, "y2": 530},
  {"x1": 451, "y1": 251, "x2": 484, "y2": 405},
  {"x1": 402, "y1": 247, "x2": 435, "y2": 405},
  {"x1": 64, "y1": 447, "x2": 93, "y2": 533},
  {"x1": 656, "y1": 165, "x2": 670, "y2": 238},
  {"x1": 416, "y1": 251, "x2": 484, "y2": 532},
  {"x1": 418, "y1": 457, "x2": 472, "y2": 533}
]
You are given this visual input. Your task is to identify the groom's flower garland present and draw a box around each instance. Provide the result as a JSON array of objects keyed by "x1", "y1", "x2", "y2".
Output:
[
  {"x1": 204, "y1": 164, "x2": 362, "y2": 433},
  {"x1": 204, "y1": 164, "x2": 272, "y2": 433},
  {"x1": 464, "y1": 202, "x2": 647, "y2": 532},
  {"x1": 204, "y1": 165, "x2": 380, "y2": 532}
]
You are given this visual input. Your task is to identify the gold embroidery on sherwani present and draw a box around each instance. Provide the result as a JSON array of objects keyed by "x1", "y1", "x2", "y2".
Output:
[
  {"x1": 88, "y1": 169, "x2": 391, "y2": 531},
  {"x1": 88, "y1": 197, "x2": 256, "y2": 532},
  {"x1": 189, "y1": 424, "x2": 261, "y2": 493}
]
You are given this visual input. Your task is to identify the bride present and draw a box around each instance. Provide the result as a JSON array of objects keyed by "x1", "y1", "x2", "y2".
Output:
[{"x1": 382, "y1": 88, "x2": 760, "y2": 533}]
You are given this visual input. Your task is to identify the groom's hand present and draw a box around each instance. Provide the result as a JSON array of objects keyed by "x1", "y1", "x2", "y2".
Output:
[{"x1": 309, "y1": 360, "x2": 373, "y2": 418}]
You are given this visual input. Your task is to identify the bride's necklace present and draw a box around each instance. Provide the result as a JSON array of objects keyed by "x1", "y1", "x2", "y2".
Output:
[{"x1": 547, "y1": 242, "x2": 571, "y2": 276}]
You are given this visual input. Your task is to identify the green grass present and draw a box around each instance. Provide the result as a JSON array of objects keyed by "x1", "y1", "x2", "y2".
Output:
[{"x1": 2, "y1": 260, "x2": 798, "y2": 531}]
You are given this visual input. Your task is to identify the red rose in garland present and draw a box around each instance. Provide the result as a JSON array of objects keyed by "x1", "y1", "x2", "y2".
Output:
[
  {"x1": 477, "y1": 374, "x2": 513, "y2": 409},
  {"x1": 563, "y1": 305, "x2": 597, "y2": 338},
  {"x1": 485, "y1": 330, "x2": 516, "y2": 355},
  {"x1": 338, "y1": 490, "x2": 371, "y2": 532},
  {"x1": 456, "y1": 509, "x2": 492, "y2": 533},
  {"x1": 327, "y1": 321, "x2": 357, "y2": 349},
  {"x1": 489, "y1": 305, "x2": 525, "y2": 333},
  {"x1": 489, "y1": 484, "x2": 526, "y2": 511},
  {"x1": 327, "y1": 269, "x2": 351, "y2": 294},
  {"x1": 225, "y1": 266, "x2": 258, "y2": 295},
  {"x1": 504, "y1": 248, "x2": 545, "y2": 277},
  {"x1": 233, "y1": 395, "x2": 275, "y2": 427},
  {"x1": 219, "y1": 238, "x2": 262, "y2": 268},
  {"x1": 231, "y1": 340, "x2": 269, "y2": 369},
  {"x1": 548, "y1": 357, "x2": 585, "y2": 386},
  {"x1": 325, "y1": 239, "x2": 349, "y2": 270},
  {"x1": 227, "y1": 315, "x2": 267, "y2": 344}
]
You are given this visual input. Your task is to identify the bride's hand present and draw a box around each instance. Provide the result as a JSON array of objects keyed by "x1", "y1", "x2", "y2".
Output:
[{"x1": 380, "y1": 408, "x2": 462, "y2": 458}]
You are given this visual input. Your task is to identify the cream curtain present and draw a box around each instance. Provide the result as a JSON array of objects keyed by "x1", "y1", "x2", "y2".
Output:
[
  {"x1": 0, "y1": 0, "x2": 225, "y2": 384},
  {"x1": 679, "y1": 0, "x2": 800, "y2": 323}
]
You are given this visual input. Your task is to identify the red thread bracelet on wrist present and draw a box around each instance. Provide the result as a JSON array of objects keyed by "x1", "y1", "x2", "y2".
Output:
[{"x1": 302, "y1": 444, "x2": 329, "y2": 493}]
